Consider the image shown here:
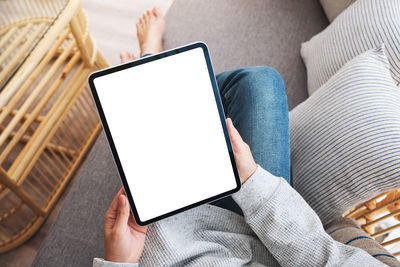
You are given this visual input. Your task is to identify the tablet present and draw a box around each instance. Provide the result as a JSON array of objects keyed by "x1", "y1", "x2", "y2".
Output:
[{"x1": 88, "y1": 42, "x2": 241, "y2": 226}]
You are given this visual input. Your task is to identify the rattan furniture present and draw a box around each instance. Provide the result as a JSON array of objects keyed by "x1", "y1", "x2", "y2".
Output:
[
  {"x1": 0, "y1": 0, "x2": 107, "y2": 252},
  {"x1": 345, "y1": 189, "x2": 400, "y2": 257}
]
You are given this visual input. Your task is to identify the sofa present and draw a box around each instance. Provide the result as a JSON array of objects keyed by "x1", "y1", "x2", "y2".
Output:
[{"x1": 33, "y1": 0, "x2": 400, "y2": 265}]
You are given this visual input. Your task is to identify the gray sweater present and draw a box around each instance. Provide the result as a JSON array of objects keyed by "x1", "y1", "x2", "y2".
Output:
[{"x1": 93, "y1": 166, "x2": 386, "y2": 266}]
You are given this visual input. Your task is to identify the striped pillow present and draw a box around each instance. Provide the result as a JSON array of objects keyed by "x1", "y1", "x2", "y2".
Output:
[
  {"x1": 302, "y1": 0, "x2": 400, "y2": 95},
  {"x1": 320, "y1": 0, "x2": 356, "y2": 22},
  {"x1": 290, "y1": 46, "x2": 400, "y2": 225}
]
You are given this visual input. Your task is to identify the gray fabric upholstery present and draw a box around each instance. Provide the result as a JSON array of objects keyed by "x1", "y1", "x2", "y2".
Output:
[
  {"x1": 33, "y1": 1, "x2": 328, "y2": 266},
  {"x1": 32, "y1": 132, "x2": 121, "y2": 267},
  {"x1": 163, "y1": 0, "x2": 328, "y2": 110}
]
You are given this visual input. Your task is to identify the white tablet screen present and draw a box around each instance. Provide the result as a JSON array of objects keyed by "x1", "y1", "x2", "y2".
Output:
[{"x1": 91, "y1": 45, "x2": 239, "y2": 223}]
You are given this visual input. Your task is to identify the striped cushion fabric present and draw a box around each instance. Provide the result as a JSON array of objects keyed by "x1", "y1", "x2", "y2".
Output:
[
  {"x1": 290, "y1": 46, "x2": 400, "y2": 225},
  {"x1": 320, "y1": 0, "x2": 355, "y2": 22},
  {"x1": 301, "y1": 0, "x2": 400, "y2": 95}
]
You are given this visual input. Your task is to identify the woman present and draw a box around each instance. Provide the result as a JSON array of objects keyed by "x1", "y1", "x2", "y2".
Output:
[{"x1": 93, "y1": 7, "x2": 385, "y2": 266}]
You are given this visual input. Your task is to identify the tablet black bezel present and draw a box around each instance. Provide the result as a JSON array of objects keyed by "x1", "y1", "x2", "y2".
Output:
[{"x1": 88, "y1": 42, "x2": 241, "y2": 226}]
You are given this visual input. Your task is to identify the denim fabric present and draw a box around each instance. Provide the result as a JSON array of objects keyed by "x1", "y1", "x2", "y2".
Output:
[{"x1": 211, "y1": 66, "x2": 290, "y2": 215}]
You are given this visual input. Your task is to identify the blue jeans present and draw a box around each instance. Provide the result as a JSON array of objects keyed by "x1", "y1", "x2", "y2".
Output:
[{"x1": 211, "y1": 66, "x2": 290, "y2": 215}]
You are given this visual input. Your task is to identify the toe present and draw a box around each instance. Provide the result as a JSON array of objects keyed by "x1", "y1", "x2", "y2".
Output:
[
  {"x1": 153, "y1": 6, "x2": 162, "y2": 17},
  {"x1": 127, "y1": 52, "x2": 135, "y2": 60},
  {"x1": 120, "y1": 52, "x2": 127, "y2": 63},
  {"x1": 152, "y1": 7, "x2": 158, "y2": 17},
  {"x1": 149, "y1": 9, "x2": 156, "y2": 21},
  {"x1": 145, "y1": 10, "x2": 151, "y2": 22}
]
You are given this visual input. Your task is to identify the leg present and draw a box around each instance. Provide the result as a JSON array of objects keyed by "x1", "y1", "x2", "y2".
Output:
[{"x1": 211, "y1": 66, "x2": 290, "y2": 215}]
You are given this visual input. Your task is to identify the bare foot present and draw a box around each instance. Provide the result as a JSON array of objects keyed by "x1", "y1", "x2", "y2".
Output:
[
  {"x1": 120, "y1": 51, "x2": 136, "y2": 63},
  {"x1": 136, "y1": 7, "x2": 165, "y2": 56}
]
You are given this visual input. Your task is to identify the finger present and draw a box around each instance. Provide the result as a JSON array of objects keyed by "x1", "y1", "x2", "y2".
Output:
[
  {"x1": 128, "y1": 214, "x2": 149, "y2": 235},
  {"x1": 229, "y1": 118, "x2": 244, "y2": 142},
  {"x1": 104, "y1": 188, "x2": 124, "y2": 229},
  {"x1": 226, "y1": 118, "x2": 244, "y2": 149},
  {"x1": 106, "y1": 188, "x2": 124, "y2": 218},
  {"x1": 114, "y1": 194, "x2": 130, "y2": 231}
]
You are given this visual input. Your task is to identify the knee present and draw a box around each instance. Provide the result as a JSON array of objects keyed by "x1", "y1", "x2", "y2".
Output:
[{"x1": 235, "y1": 66, "x2": 286, "y2": 103}]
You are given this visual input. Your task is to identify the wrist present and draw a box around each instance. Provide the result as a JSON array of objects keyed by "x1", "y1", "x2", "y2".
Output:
[
  {"x1": 94, "y1": 258, "x2": 139, "y2": 266},
  {"x1": 105, "y1": 255, "x2": 139, "y2": 264},
  {"x1": 104, "y1": 242, "x2": 141, "y2": 264},
  {"x1": 240, "y1": 162, "x2": 257, "y2": 184},
  {"x1": 238, "y1": 157, "x2": 257, "y2": 184},
  {"x1": 233, "y1": 166, "x2": 282, "y2": 217}
]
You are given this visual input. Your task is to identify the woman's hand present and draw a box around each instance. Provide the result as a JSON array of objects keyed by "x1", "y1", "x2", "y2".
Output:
[
  {"x1": 104, "y1": 188, "x2": 148, "y2": 263},
  {"x1": 226, "y1": 118, "x2": 258, "y2": 184},
  {"x1": 102, "y1": 118, "x2": 255, "y2": 263}
]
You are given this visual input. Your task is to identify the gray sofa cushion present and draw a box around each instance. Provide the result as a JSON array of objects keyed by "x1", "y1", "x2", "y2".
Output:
[
  {"x1": 33, "y1": 1, "x2": 328, "y2": 266},
  {"x1": 33, "y1": 132, "x2": 120, "y2": 267},
  {"x1": 163, "y1": 0, "x2": 328, "y2": 110}
]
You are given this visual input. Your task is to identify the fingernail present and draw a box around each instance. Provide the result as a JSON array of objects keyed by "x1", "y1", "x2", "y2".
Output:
[{"x1": 120, "y1": 195, "x2": 125, "y2": 206}]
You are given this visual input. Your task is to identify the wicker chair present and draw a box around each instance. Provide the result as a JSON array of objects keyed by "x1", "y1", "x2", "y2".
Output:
[
  {"x1": 0, "y1": 0, "x2": 108, "y2": 252},
  {"x1": 345, "y1": 189, "x2": 400, "y2": 257}
]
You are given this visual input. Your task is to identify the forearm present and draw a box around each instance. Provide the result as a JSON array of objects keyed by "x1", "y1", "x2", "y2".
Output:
[{"x1": 232, "y1": 166, "x2": 386, "y2": 267}]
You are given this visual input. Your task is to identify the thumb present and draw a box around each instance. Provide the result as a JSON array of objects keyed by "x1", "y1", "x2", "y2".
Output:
[
  {"x1": 114, "y1": 194, "x2": 130, "y2": 231},
  {"x1": 226, "y1": 118, "x2": 245, "y2": 151}
]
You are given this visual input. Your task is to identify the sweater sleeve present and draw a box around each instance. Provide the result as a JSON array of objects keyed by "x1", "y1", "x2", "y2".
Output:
[
  {"x1": 232, "y1": 166, "x2": 387, "y2": 267},
  {"x1": 93, "y1": 258, "x2": 139, "y2": 267}
]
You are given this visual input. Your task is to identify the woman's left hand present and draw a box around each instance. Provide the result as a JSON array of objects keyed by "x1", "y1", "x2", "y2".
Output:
[
  {"x1": 226, "y1": 118, "x2": 258, "y2": 184},
  {"x1": 104, "y1": 188, "x2": 148, "y2": 263}
]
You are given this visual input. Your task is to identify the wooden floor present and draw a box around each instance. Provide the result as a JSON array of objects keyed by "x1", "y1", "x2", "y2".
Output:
[{"x1": 0, "y1": 0, "x2": 173, "y2": 266}]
